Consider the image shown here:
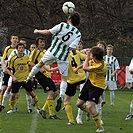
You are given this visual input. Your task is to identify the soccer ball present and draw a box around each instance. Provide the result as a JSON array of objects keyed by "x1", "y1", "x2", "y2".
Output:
[{"x1": 62, "y1": 2, "x2": 75, "y2": 14}]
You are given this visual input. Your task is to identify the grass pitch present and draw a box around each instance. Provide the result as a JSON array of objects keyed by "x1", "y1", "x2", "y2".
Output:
[{"x1": 0, "y1": 88, "x2": 133, "y2": 133}]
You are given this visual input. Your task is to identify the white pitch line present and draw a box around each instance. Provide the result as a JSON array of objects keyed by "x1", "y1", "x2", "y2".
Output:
[{"x1": 29, "y1": 111, "x2": 38, "y2": 133}]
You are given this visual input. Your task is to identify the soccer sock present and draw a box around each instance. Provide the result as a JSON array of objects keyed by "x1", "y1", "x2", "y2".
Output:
[
  {"x1": 81, "y1": 103, "x2": 90, "y2": 115},
  {"x1": 96, "y1": 103, "x2": 102, "y2": 119},
  {"x1": 14, "y1": 95, "x2": 19, "y2": 109},
  {"x1": 65, "y1": 104, "x2": 74, "y2": 123},
  {"x1": 26, "y1": 94, "x2": 32, "y2": 110},
  {"x1": 60, "y1": 81, "x2": 67, "y2": 98},
  {"x1": 101, "y1": 91, "x2": 105, "y2": 102},
  {"x1": 0, "y1": 93, "x2": 3, "y2": 104},
  {"x1": 92, "y1": 113, "x2": 103, "y2": 128},
  {"x1": 10, "y1": 98, "x2": 16, "y2": 110},
  {"x1": 2, "y1": 90, "x2": 10, "y2": 106},
  {"x1": 76, "y1": 108, "x2": 83, "y2": 119},
  {"x1": 32, "y1": 95, "x2": 39, "y2": 109},
  {"x1": 130, "y1": 101, "x2": 133, "y2": 115},
  {"x1": 42, "y1": 101, "x2": 48, "y2": 111},
  {"x1": 47, "y1": 99, "x2": 54, "y2": 116},
  {"x1": 110, "y1": 91, "x2": 115, "y2": 105},
  {"x1": 28, "y1": 65, "x2": 40, "y2": 80}
]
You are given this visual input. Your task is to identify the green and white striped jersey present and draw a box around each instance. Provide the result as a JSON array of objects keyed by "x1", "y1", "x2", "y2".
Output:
[
  {"x1": 104, "y1": 55, "x2": 120, "y2": 81},
  {"x1": 48, "y1": 22, "x2": 81, "y2": 61}
]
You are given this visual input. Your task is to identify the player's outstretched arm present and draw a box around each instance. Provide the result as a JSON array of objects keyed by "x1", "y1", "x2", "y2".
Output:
[{"x1": 33, "y1": 29, "x2": 51, "y2": 35}]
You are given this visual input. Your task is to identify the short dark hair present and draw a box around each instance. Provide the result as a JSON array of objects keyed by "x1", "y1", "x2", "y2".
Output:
[
  {"x1": 19, "y1": 38, "x2": 26, "y2": 42},
  {"x1": 97, "y1": 41, "x2": 106, "y2": 48},
  {"x1": 16, "y1": 42, "x2": 25, "y2": 49},
  {"x1": 35, "y1": 37, "x2": 45, "y2": 45},
  {"x1": 68, "y1": 12, "x2": 80, "y2": 26},
  {"x1": 90, "y1": 46, "x2": 104, "y2": 61},
  {"x1": 10, "y1": 34, "x2": 18, "y2": 39}
]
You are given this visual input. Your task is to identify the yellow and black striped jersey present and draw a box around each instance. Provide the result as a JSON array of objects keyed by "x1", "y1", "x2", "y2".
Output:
[
  {"x1": 2, "y1": 45, "x2": 16, "y2": 60},
  {"x1": 88, "y1": 59, "x2": 107, "y2": 89},
  {"x1": 28, "y1": 48, "x2": 51, "y2": 78},
  {"x1": 67, "y1": 50, "x2": 86, "y2": 84},
  {"x1": 8, "y1": 54, "x2": 29, "y2": 82}
]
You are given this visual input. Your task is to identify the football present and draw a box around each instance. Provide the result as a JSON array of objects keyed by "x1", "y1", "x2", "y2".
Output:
[{"x1": 62, "y1": 2, "x2": 75, "y2": 14}]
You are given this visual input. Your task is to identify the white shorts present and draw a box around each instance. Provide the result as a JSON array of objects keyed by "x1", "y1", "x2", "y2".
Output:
[
  {"x1": 41, "y1": 50, "x2": 68, "y2": 77},
  {"x1": 8, "y1": 76, "x2": 12, "y2": 87},
  {"x1": 105, "y1": 81, "x2": 117, "y2": 90}
]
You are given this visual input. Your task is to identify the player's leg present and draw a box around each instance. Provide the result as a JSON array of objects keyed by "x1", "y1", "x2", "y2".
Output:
[
  {"x1": 55, "y1": 61, "x2": 68, "y2": 112},
  {"x1": 125, "y1": 100, "x2": 133, "y2": 120}
]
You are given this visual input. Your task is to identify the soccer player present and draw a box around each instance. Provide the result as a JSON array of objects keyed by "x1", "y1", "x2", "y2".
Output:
[
  {"x1": 0, "y1": 34, "x2": 18, "y2": 106},
  {"x1": 64, "y1": 48, "x2": 86, "y2": 125},
  {"x1": 5, "y1": 43, "x2": 39, "y2": 113},
  {"x1": 0, "y1": 38, "x2": 32, "y2": 112},
  {"x1": 104, "y1": 44, "x2": 120, "y2": 107},
  {"x1": 76, "y1": 46, "x2": 106, "y2": 132},
  {"x1": 76, "y1": 41, "x2": 106, "y2": 124},
  {"x1": 29, "y1": 44, "x2": 36, "y2": 52},
  {"x1": 28, "y1": 37, "x2": 60, "y2": 119},
  {"x1": 25, "y1": 12, "x2": 81, "y2": 112},
  {"x1": 125, "y1": 57, "x2": 133, "y2": 120}
]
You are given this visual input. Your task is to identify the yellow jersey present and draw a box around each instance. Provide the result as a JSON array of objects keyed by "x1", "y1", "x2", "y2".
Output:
[
  {"x1": 88, "y1": 59, "x2": 107, "y2": 89},
  {"x1": 2, "y1": 45, "x2": 16, "y2": 60},
  {"x1": 67, "y1": 50, "x2": 86, "y2": 84},
  {"x1": 8, "y1": 54, "x2": 29, "y2": 82},
  {"x1": 28, "y1": 48, "x2": 51, "y2": 78}
]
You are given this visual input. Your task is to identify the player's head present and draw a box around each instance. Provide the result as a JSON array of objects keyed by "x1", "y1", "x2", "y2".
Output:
[
  {"x1": 77, "y1": 40, "x2": 83, "y2": 51},
  {"x1": 67, "y1": 12, "x2": 80, "y2": 26},
  {"x1": 16, "y1": 42, "x2": 25, "y2": 54},
  {"x1": 30, "y1": 44, "x2": 36, "y2": 51},
  {"x1": 35, "y1": 37, "x2": 45, "y2": 48},
  {"x1": 10, "y1": 34, "x2": 18, "y2": 47},
  {"x1": 90, "y1": 46, "x2": 104, "y2": 61},
  {"x1": 96, "y1": 41, "x2": 106, "y2": 51},
  {"x1": 106, "y1": 44, "x2": 113, "y2": 55},
  {"x1": 19, "y1": 38, "x2": 27, "y2": 47}
]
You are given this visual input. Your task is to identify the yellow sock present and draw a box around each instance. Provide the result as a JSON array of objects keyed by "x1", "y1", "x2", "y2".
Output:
[
  {"x1": 65, "y1": 104, "x2": 74, "y2": 123},
  {"x1": 42, "y1": 101, "x2": 48, "y2": 111},
  {"x1": 81, "y1": 104, "x2": 90, "y2": 115},
  {"x1": 14, "y1": 96, "x2": 19, "y2": 109},
  {"x1": 47, "y1": 99, "x2": 54, "y2": 116},
  {"x1": 32, "y1": 95, "x2": 39, "y2": 109},
  {"x1": 92, "y1": 113, "x2": 103, "y2": 128},
  {"x1": 10, "y1": 98, "x2": 16, "y2": 110},
  {"x1": 0, "y1": 93, "x2": 3, "y2": 104}
]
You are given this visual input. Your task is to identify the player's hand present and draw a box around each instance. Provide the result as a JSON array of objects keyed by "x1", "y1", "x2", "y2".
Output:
[
  {"x1": 12, "y1": 76, "x2": 18, "y2": 83},
  {"x1": 73, "y1": 68, "x2": 78, "y2": 74},
  {"x1": 33, "y1": 29, "x2": 38, "y2": 34}
]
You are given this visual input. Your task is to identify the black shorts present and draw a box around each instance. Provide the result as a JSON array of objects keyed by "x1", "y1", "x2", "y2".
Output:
[
  {"x1": 79, "y1": 79, "x2": 104, "y2": 104},
  {"x1": 11, "y1": 80, "x2": 33, "y2": 93},
  {"x1": 35, "y1": 72, "x2": 57, "y2": 93},
  {"x1": 65, "y1": 79, "x2": 85, "y2": 97},
  {"x1": 32, "y1": 78, "x2": 37, "y2": 90},
  {"x1": 2, "y1": 73, "x2": 10, "y2": 86}
]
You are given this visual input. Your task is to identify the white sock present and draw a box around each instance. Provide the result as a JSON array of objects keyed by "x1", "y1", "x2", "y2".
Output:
[
  {"x1": 2, "y1": 90, "x2": 10, "y2": 106},
  {"x1": 26, "y1": 94, "x2": 32, "y2": 110},
  {"x1": 28, "y1": 65, "x2": 40, "y2": 80},
  {"x1": 76, "y1": 108, "x2": 83, "y2": 119},
  {"x1": 101, "y1": 91, "x2": 105, "y2": 102},
  {"x1": 110, "y1": 91, "x2": 115, "y2": 105},
  {"x1": 96, "y1": 103, "x2": 102, "y2": 119},
  {"x1": 130, "y1": 101, "x2": 133, "y2": 115},
  {"x1": 59, "y1": 81, "x2": 67, "y2": 98}
]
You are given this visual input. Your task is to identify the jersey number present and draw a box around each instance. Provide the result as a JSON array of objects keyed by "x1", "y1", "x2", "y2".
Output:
[
  {"x1": 71, "y1": 57, "x2": 77, "y2": 68},
  {"x1": 62, "y1": 32, "x2": 73, "y2": 42}
]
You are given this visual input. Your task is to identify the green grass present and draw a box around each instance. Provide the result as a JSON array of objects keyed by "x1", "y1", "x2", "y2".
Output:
[{"x1": 0, "y1": 88, "x2": 133, "y2": 133}]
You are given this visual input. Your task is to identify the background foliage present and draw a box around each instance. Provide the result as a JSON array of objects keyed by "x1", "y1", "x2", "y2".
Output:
[{"x1": 0, "y1": 0, "x2": 133, "y2": 58}]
